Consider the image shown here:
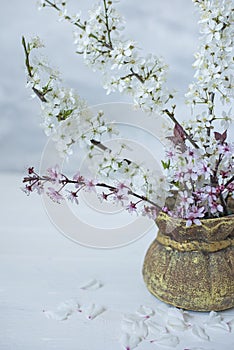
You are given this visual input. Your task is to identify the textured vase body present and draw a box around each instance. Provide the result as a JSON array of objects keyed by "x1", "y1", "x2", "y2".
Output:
[{"x1": 143, "y1": 212, "x2": 234, "y2": 311}]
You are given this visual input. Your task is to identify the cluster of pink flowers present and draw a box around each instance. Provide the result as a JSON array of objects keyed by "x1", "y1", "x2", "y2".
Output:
[
  {"x1": 163, "y1": 129, "x2": 234, "y2": 226},
  {"x1": 22, "y1": 166, "x2": 160, "y2": 220}
]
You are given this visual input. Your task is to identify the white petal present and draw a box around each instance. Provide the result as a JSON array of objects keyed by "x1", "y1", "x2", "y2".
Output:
[
  {"x1": 151, "y1": 334, "x2": 179, "y2": 347},
  {"x1": 192, "y1": 324, "x2": 210, "y2": 341},
  {"x1": 79, "y1": 278, "x2": 102, "y2": 290},
  {"x1": 147, "y1": 320, "x2": 167, "y2": 336},
  {"x1": 167, "y1": 317, "x2": 188, "y2": 331},
  {"x1": 167, "y1": 307, "x2": 187, "y2": 321},
  {"x1": 204, "y1": 311, "x2": 230, "y2": 332},
  {"x1": 123, "y1": 313, "x2": 142, "y2": 323},
  {"x1": 43, "y1": 300, "x2": 79, "y2": 321},
  {"x1": 227, "y1": 318, "x2": 234, "y2": 332},
  {"x1": 154, "y1": 307, "x2": 168, "y2": 318},
  {"x1": 133, "y1": 320, "x2": 148, "y2": 339},
  {"x1": 121, "y1": 320, "x2": 134, "y2": 333},
  {"x1": 136, "y1": 305, "x2": 155, "y2": 318},
  {"x1": 120, "y1": 333, "x2": 141, "y2": 350},
  {"x1": 206, "y1": 311, "x2": 222, "y2": 323},
  {"x1": 43, "y1": 310, "x2": 63, "y2": 321},
  {"x1": 208, "y1": 311, "x2": 222, "y2": 321},
  {"x1": 84, "y1": 303, "x2": 106, "y2": 320},
  {"x1": 205, "y1": 320, "x2": 230, "y2": 332}
]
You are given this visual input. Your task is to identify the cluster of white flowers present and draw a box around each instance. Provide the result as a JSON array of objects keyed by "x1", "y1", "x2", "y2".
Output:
[
  {"x1": 77, "y1": 1, "x2": 172, "y2": 113},
  {"x1": 73, "y1": 1, "x2": 124, "y2": 65},
  {"x1": 41, "y1": 0, "x2": 173, "y2": 114},
  {"x1": 95, "y1": 146, "x2": 169, "y2": 207},
  {"x1": 24, "y1": 39, "x2": 117, "y2": 157},
  {"x1": 186, "y1": 0, "x2": 234, "y2": 107}
]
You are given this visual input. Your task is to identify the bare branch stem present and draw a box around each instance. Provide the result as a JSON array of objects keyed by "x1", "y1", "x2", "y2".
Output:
[
  {"x1": 224, "y1": 175, "x2": 234, "y2": 188},
  {"x1": 24, "y1": 170, "x2": 161, "y2": 210},
  {"x1": 103, "y1": 0, "x2": 113, "y2": 49}
]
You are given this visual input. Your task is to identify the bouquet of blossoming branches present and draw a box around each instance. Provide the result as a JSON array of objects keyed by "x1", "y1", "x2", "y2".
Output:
[{"x1": 22, "y1": 0, "x2": 234, "y2": 227}]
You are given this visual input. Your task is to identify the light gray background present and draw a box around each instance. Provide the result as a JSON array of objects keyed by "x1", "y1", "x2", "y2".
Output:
[
  {"x1": 0, "y1": 0, "x2": 199, "y2": 172},
  {"x1": 1, "y1": 5, "x2": 234, "y2": 350}
]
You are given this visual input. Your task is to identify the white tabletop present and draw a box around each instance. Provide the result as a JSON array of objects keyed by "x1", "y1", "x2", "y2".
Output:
[{"x1": 0, "y1": 173, "x2": 234, "y2": 350}]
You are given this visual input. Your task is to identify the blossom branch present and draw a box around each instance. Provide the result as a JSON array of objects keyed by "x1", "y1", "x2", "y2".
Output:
[
  {"x1": 43, "y1": 0, "x2": 113, "y2": 49},
  {"x1": 22, "y1": 36, "x2": 139, "y2": 168},
  {"x1": 40, "y1": 1, "x2": 201, "y2": 149},
  {"x1": 22, "y1": 36, "x2": 121, "y2": 157},
  {"x1": 207, "y1": 92, "x2": 215, "y2": 137},
  {"x1": 129, "y1": 68, "x2": 145, "y2": 84},
  {"x1": 22, "y1": 36, "x2": 47, "y2": 102},
  {"x1": 41, "y1": 0, "x2": 174, "y2": 111},
  {"x1": 22, "y1": 166, "x2": 161, "y2": 216},
  {"x1": 43, "y1": 0, "x2": 85, "y2": 31},
  {"x1": 102, "y1": 0, "x2": 113, "y2": 49}
]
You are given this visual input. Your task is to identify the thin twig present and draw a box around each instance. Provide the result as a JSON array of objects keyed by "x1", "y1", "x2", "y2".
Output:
[
  {"x1": 224, "y1": 175, "x2": 234, "y2": 188},
  {"x1": 103, "y1": 0, "x2": 113, "y2": 49},
  {"x1": 129, "y1": 68, "x2": 145, "y2": 84},
  {"x1": 24, "y1": 171, "x2": 161, "y2": 210},
  {"x1": 44, "y1": 0, "x2": 112, "y2": 49},
  {"x1": 22, "y1": 36, "x2": 48, "y2": 102}
]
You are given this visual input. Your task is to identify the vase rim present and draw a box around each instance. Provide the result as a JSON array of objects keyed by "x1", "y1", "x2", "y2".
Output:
[{"x1": 157, "y1": 211, "x2": 234, "y2": 225}]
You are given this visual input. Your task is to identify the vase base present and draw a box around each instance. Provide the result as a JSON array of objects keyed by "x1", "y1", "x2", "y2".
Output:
[{"x1": 145, "y1": 283, "x2": 234, "y2": 312}]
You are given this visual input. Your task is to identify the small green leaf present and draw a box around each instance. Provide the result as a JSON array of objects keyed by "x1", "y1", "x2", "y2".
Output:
[{"x1": 161, "y1": 160, "x2": 170, "y2": 169}]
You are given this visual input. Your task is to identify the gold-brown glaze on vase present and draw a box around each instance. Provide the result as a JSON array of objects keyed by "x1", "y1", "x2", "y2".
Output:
[{"x1": 142, "y1": 212, "x2": 234, "y2": 311}]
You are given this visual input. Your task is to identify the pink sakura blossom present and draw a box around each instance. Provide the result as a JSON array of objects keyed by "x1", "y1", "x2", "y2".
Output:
[
  {"x1": 22, "y1": 181, "x2": 44, "y2": 195},
  {"x1": 47, "y1": 165, "x2": 63, "y2": 185},
  {"x1": 179, "y1": 191, "x2": 194, "y2": 210},
  {"x1": 115, "y1": 181, "x2": 130, "y2": 194},
  {"x1": 186, "y1": 206, "x2": 205, "y2": 227},
  {"x1": 84, "y1": 179, "x2": 97, "y2": 192},
  {"x1": 22, "y1": 184, "x2": 33, "y2": 196},
  {"x1": 227, "y1": 182, "x2": 234, "y2": 192},
  {"x1": 218, "y1": 143, "x2": 233, "y2": 156},
  {"x1": 27, "y1": 167, "x2": 34, "y2": 174},
  {"x1": 100, "y1": 192, "x2": 109, "y2": 201},
  {"x1": 112, "y1": 191, "x2": 128, "y2": 205},
  {"x1": 198, "y1": 161, "x2": 212, "y2": 179},
  {"x1": 47, "y1": 187, "x2": 64, "y2": 203},
  {"x1": 33, "y1": 182, "x2": 44, "y2": 194},
  {"x1": 162, "y1": 206, "x2": 169, "y2": 213},
  {"x1": 210, "y1": 202, "x2": 223, "y2": 215},
  {"x1": 204, "y1": 186, "x2": 218, "y2": 204},
  {"x1": 187, "y1": 148, "x2": 195, "y2": 158},
  {"x1": 166, "y1": 149, "x2": 176, "y2": 160},
  {"x1": 174, "y1": 170, "x2": 184, "y2": 182},
  {"x1": 66, "y1": 191, "x2": 79, "y2": 204},
  {"x1": 142, "y1": 206, "x2": 158, "y2": 220},
  {"x1": 126, "y1": 201, "x2": 138, "y2": 214},
  {"x1": 73, "y1": 171, "x2": 85, "y2": 188},
  {"x1": 184, "y1": 163, "x2": 198, "y2": 181},
  {"x1": 218, "y1": 184, "x2": 225, "y2": 192},
  {"x1": 220, "y1": 170, "x2": 230, "y2": 179}
]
